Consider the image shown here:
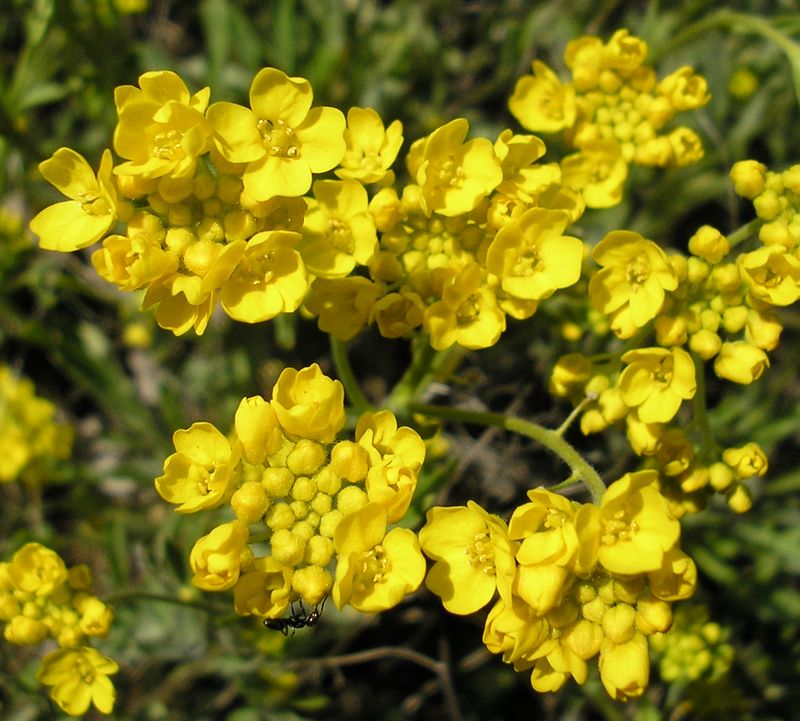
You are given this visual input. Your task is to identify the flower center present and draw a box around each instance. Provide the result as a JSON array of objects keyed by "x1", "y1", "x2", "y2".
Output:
[
  {"x1": 626, "y1": 257, "x2": 650, "y2": 287},
  {"x1": 601, "y1": 507, "x2": 639, "y2": 546},
  {"x1": 353, "y1": 546, "x2": 387, "y2": 592},
  {"x1": 466, "y1": 531, "x2": 496, "y2": 576},
  {"x1": 258, "y1": 119, "x2": 300, "y2": 158},
  {"x1": 152, "y1": 129, "x2": 186, "y2": 161},
  {"x1": 326, "y1": 219, "x2": 354, "y2": 253}
]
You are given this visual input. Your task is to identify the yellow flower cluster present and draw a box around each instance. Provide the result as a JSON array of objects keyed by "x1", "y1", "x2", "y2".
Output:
[
  {"x1": 0, "y1": 365, "x2": 74, "y2": 485},
  {"x1": 650, "y1": 604, "x2": 734, "y2": 684},
  {"x1": 0, "y1": 543, "x2": 117, "y2": 716},
  {"x1": 418, "y1": 471, "x2": 695, "y2": 700},
  {"x1": 509, "y1": 28, "x2": 709, "y2": 206},
  {"x1": 27, "y1": 63, "x2": 598, "y2": 350},
  {"x1": 155, "y1": 364, "x2": 427, "y2": 618},
  {"x1": 548, "y1": 201, "x2": 795, "y2": 514}
]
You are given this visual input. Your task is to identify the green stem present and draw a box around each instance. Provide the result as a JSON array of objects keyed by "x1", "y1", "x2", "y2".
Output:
[
  {"x1": 408, "y1": 402, "x2": 606, "y2": 503},
  {"x1": 726, "y1": 218, "x2": 762, "y2": 249},
  {"x1": 385, "y1": 337, "x2": 465, "y2": 415},
  {"x1": 330, "y1": 336, "x2": 372, "y2": 414}
]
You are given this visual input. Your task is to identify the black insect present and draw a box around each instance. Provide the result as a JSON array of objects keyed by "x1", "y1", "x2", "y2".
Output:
[{"x1": 264, "y1": 597, "x2": 326, "y2": 636}]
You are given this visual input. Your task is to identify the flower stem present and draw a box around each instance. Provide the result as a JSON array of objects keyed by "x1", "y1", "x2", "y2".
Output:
[
  {"x1": 408, "y1": 402, "x2": 606, "y2": 503},
  {"x1": 330, "y1": 336, "x2": 372, "y2": 414}
]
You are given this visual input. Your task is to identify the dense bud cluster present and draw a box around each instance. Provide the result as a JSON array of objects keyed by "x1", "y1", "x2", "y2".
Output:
[
  {"x1": 419, "y1": 472, "x2": 695, "y2": 699},
  {"x1": 0, "y1": 365, "x2": 74, "y2": 485},
  {"x1": 155, "y1": 364, "x2": 427, "y2": 618},
  {"x1": 0, "y1": 543, "x2": 117, "y2": 715}
]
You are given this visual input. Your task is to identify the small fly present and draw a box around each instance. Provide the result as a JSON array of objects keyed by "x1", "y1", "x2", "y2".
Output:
[{"x1": 264, "y1": 597, "x2": 326, "y2": 636}]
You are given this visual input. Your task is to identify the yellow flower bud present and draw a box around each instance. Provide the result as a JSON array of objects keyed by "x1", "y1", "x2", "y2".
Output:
[
  {"x1": 262, "y1": 467, "x2": 295, "y2": 498},
  {"x1": 680, "y1": 466, "x2": 709, "y2": 492},
  {"x1": 235, "y1": 396, "x2": 284, "y2": 464},
  {"x1": 292, "y1": 520, "x2": 315, "y2": 542},
  {"x1": 654, "y1": 315, "x2": 688, "y2": 346},
  {"x1": 270, "y1": 529, "x2": 306, "y2": 567},
  {"x1": 722, "y1": 442, "x2": 768, "y2": 478},
  {"x1": 271, "y1": 363, "x2": 346, "y2": 443},
  {"x1": 5, "y1": 615, "x2": 49, "y2": 645},
  {"x1": 727, "y1": 483, "x2": 753, "y2": 513},
  {"x1": 730, "y1": 159, "x2": 766, "y2": 199},
  {"x1": 563, "y1": 618, "x2": 604, "y2": 659},
  {"x1": 231, "y1": 481, "x2": 270, "y2": 523},
  {"x1": 330, "y1": 441, "x2": 370, "y2": 483},
  {"x1": 290, "y1": 476, "x2": 317, "y2": 503},
  {"x1": 635, "y1": 595, "x2": 672, "y2": 634},
  {"x1": 292, "y1": 565, "x2": 332, "y2": 606},
  {"x1": 314, "y1": 465, "x2": 342, "y2": 495},
  {"x1": 689, "y1": 329, "x2": 722, "y2": 360},
  {"x1": 699, "y1": 467, "x2": 726, "y2": 498},
  {"x1": 304, "y1": 535, "x2": 335, "y2": 567},
  {"x1": 722, "y1": 305, "x2": 748, "y2": 333},
  {"x1": 266, "y1": 502, "x2": 295, "y2": 531},
  {"x1": 714, "y1": 341, "x2": 769, "y2": 384},
  {"x1": 599, "y1": 632, "x2": 649, "y2": 700},
  {"x1": 746, "y1": 309, "x2": 782, "y2": 351},
  {"x1": 711, "y1": 263, "x2": 741, "y2": 292},
  {"x1": 603, "y1": 603, "x2": 637, "y2": 644},
  {"x1": 289, "y1": 500, "x2": 309, "y2": 520},
  {"x1": 336, "y1": 485, "x2": 369, "y2": 516},
  {"x1": 319, "y1": 509, "x2": 344, "y2": 538},
  {"x1": 287, "y1": 440, "x2": 326, "y2": 476},
  {"x1": 189, "y1": 520, "x2": 249, "y2": 591},
  {"x1": 688, "y1": 225, "x2": 729, "y2": 263}
]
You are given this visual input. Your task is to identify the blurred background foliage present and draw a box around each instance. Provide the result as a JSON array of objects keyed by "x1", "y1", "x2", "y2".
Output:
[{"x1": 1, "y1": 0, "x2": 800, "y2": 719}]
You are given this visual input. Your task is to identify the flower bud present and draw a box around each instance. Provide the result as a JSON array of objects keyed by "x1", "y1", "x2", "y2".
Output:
[
  {"x1": 730, "y1": 160, "x2": 766, "y2": 199},
  {"x1": 231, "y1": 481, "x2": 270, "y2": 523},
  {"x1": 713, "y1": 342, "x2": 769, "y2": 384},
  {"x1": 688, "y1": 225, "x2": 729, "y2": 263},
  {"x1": 291, "y1": 565, "x2": 332, "y2": 606}
]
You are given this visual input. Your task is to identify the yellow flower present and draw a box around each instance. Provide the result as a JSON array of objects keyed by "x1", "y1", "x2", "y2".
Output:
[
  {"x1": 335, "y1": 106, "x2": 403, "y2": 185},
  {"x1": 508, "y1": 60, "x2": 577, "y2": 133},
  {"x1": 7, "y1": 542, "x2": 67, "y2": 596},
  {"x1": 220, "y1": 230, "x2": 308, "y2": 322},
  {"x1": 589, "y1": 230, "x2": 678, "y2": 337},
  {"x1": 598, "y1": 471, "x2": 680, "y2": 575},
  {"x1": 30, "y1": 148, "x2": 117, "y2": 252},
  {"x1": 485, "y1": 208, "x2": 583, "y2": 301},
  {"x1": 91, "y1": 231, "x2": 178, "y2": 291},
  {"x1": 270, "y1": 363, "x2": 345, "y2": 443},
  {"x1": 299, "y1": 180, "x2": 377, "y2": 277},
  {"x1": 560, "y1": 139, "x2": 628, "y2": 208},
  {"x1": 618, "y1": 347, "x2": 696, "y2": 424},
  {"x1": 722, "y1": 442, "x2": 768, "y2": 478},
  {"x1": 739, "y1": 246, "x2": 800, "y2": 306},
  {"x1": 207, "y1": 67, "x2": 345, "y2": 201},
  {"x1": 509, "y1": 487, "x2": 579, "y2": 568},
  {"x1": 332, "y1": 503, "x2": 425, "y2": 613},
  {"x1": 598, "y1": 632, "x2": 649, "y2": 701},
  {"x1": 305, "y1": 276, "x2": 386, "y2": 341},
  {"x1": 233, "y1": 395, "x2": 284, "y2": 465},
  {"x1": 418, "y1": 501, "x2": 516, "y2": 615},
  {"x1": 189, "y1": 520, "x2": 249, "y2": 591},
  {"x1": 233, "y1": 556, "x2": 292, "y2": 618},
  {"x1": 482, "y1": 595, "x2": 552, "y2": 667},
  {"x1": 424, "y1": 262, "x2": 506, "y2": 350},
  {"x1": 415, "y1": 118, "x2": 503, "y2": 216},
  {"x1": 113, "y1": 70, "x2": 212, "y2": 179},
  {"x1": 155, "y1": 422, "x2": 240, "y2": 512},
  {"x1": 713, "y1": 341, "x2": 769, "y2": 384},
  {"x1": 356, "y1": 410, "x2": 426, "y2": 522},
  {"x1": 37, "y1": 646, "x2": 119, "y2": 716}
]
